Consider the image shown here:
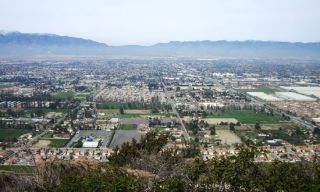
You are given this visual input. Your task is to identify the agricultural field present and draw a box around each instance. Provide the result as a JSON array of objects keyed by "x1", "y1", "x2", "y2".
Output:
[
  {"x1": 0, "y1": 129, "x2": 29, "y2": 140},
  {"x1": 51, "y1": 91, "x2": 74, "y2": 101},
  {"x1": 239, "y1": 87, "x2": 278, "y2": 94},
  {"x1": 207, "y1": 110, "x2": 284, "y2": 124},
  {"x1": 0, "y1": 165, "x2": 35, "y2": 175},
  {"x1": 120, "y1": 124, "x2": 138, "y2": 130}
]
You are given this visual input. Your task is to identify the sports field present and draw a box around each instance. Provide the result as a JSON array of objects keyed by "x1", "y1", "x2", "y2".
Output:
[{"x1": 207, "y1": 110, "x2": 283, "y2": 124}]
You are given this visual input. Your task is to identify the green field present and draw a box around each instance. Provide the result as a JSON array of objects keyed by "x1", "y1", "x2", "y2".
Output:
[
  {"x1": 47, "y1": 139, "x2": 69, "y2": 148},
  {"x1": 207, "y1": 110, "x2": 283, "y2": 124},
  {"x1": 51, "y1": 91, "x2": 75, "y2": 100},
  {"x1": 0, "y1": 129, "x2": 29, "y2": 140},
  {"x1": 239, "y1": 87, "x2": 277, "y2": 94},
  {"x1": 120, "y1": 124, "x2": 138, "y2": 130},
  {"x1": 0, "y1": 165, "x2": 35, "y2": 175}
]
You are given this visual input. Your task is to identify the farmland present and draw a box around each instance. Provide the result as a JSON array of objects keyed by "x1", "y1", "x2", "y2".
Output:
[
  {"x1": 239, "y1": 86, "x2": 277, "y2": 94},
  {"x1": 207, "y1": 110, "x2": 284, "y2": 124}
]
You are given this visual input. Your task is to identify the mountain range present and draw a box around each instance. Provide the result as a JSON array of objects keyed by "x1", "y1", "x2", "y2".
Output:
[{"x1": 1, "y1": 31, "x2": 320, "y2": 59}]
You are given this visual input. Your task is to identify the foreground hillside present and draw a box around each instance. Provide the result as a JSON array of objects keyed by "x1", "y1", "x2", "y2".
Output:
[{"x1": 0, "y1": 132, "x2": 320, "y2": 192}]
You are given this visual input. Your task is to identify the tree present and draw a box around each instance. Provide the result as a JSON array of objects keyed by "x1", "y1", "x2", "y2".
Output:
[
  {"x1": 119, "y1": 107, "x2": 124, "y2": 115},
  {"x1": 210, "y1": 126, "x2": 216, "y2": 135},
  {"x1": 255, "y1": 122, "x2": 261, "y2": 130},
  {"x1": 229, "y1": 122, "x2": 235, "y2": 132}
]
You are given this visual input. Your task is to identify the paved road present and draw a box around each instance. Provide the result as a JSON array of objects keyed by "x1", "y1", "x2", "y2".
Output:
[{"x1": 161, "y1": 80, "x2": 190, "y2": 143}]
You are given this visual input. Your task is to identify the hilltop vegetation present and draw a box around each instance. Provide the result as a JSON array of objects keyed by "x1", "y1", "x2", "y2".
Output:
[{"x1": 1, "y1": 131, "x2": 319, "y2": 192}]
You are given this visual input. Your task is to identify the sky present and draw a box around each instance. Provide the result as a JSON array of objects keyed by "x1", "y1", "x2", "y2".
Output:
[{"x1": 0, "y1": 0, "x2": 319, "y2": 45}]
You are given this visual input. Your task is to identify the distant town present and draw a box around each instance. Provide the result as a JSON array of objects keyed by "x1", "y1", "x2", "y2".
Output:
[{"x1": 0, "y1": 57, "x2": 319, "y2": 172}]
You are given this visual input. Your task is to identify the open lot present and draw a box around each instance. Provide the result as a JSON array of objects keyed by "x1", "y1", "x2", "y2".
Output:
[
  {"x1": 207, "y1": 110, "x2": 284, "y2": 124},
  {"x1": 216, "y1": 129, "x2": 242, "y2": 145},
  {"x1": 33, "y1": 140, "x2": 51, "y2": 148},
  {"x1": 0, "y1": 129, "x2": 29, "y2": 140},
  {"x1": 34, "y1": 139, "x2": 68, "y2": 148}
]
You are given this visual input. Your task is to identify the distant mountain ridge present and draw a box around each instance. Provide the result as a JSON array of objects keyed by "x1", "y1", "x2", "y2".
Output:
[
  {"x1": 0, "y1": 31, "x2": 107, "y2": 47},
  {"x1": 1, "y1": 31, "x2": 320, "y2": 59}
]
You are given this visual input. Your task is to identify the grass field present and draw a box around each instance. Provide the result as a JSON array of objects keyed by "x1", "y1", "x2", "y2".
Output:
[
  {"x1": 120, "y1": 124, "x2": 138, "y2": 130},
  {"x1": 51, "y1": 91, "x2": 74, "y2": 100},
  {"x1": 207, "y1": 110, "x2": 283, "y2": 124},
  {"x1": 48, "y1": 139, "x2": 69, "y2": 148},
  {"x1": 0, "y1": 129, "x2": 29, "y2": 140},
  {"x1": 239, "y1": 87, "x2": 277, "y2": 94},
  {"x1": 0, "y1": 165, "x2": 35, "y2": 175}
]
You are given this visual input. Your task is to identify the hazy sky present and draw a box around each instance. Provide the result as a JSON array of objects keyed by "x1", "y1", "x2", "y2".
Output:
[{"x1": 0, "y1": 0, "x2": 319, "y2": 45}]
